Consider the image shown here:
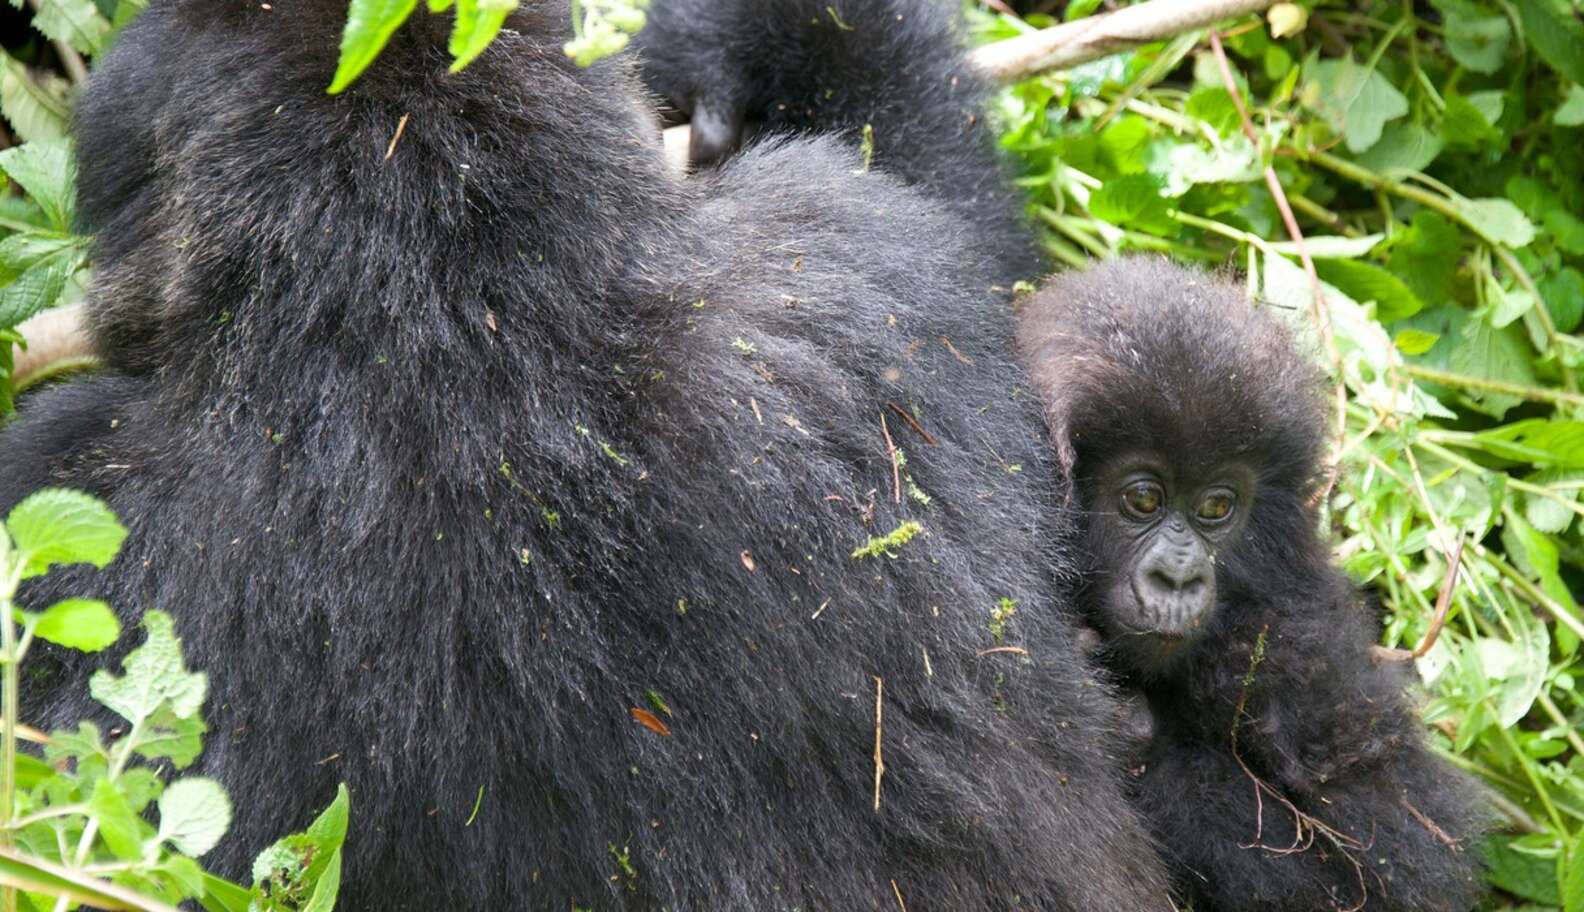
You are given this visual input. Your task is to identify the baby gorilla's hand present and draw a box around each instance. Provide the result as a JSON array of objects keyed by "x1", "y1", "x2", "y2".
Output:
[{"x1": 1075, "y1": 626, "x2": 1157, "y2": 769}]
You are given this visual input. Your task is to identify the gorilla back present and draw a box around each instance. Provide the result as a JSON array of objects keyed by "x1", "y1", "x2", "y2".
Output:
[{"x1": 0, "y1": 1, "x2": 1170, "y2": 908}]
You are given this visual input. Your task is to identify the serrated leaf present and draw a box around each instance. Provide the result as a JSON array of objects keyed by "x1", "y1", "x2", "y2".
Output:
[
  {"x1": 1515, "y1": 0, "x2": 1584, "y2": 84},
  {"x1": 1387, "y1": 209, "x2": 1462, "y2": 306},
  {"x1": 0, "y1": 140, "x2": 73, "y2": 231},
  {"x1": 156, "y1": 778, "x2": 231, "y2": 857},
  {"x1": 1452, "y1": 196, "x2": 1536, "y2": 248},
  {"x1": 1446, "y1": 318, "x2": 1536, "y2": 419},
  {"x1": 1444, "y1": 12, "x2": 1510, "y2": 74},
  {"x1": 328, "y1": 0, "x2": 419, "y2": 94},
  {"x1": 1088, "y1": 173, "x2": 1175, "y2": 234},
  {"x1": 447, "y1": 0, "x2": 514, "y2": 71},
  {"x1": 5, "y1": 489, "x2": 125, "y2": 579},
  {"x1": 0, "y1": 54, "x2": 69, "y2": 144},
  {"x1": 31, "y1": 0, "x2": 112, "y2": 55},
  {"x1": 33, "y1": 598, "x2": 120, "y2": 652},
  {"x1": 1306, "y1": 57, "x2": 1408, "y2": 153},
  {"x1": 0, "y1": 247, "x2": 80, "y2": 330},
  {"x1": 1315, "y1": 258, "x2": 1424, "y2": 321},
  {"x1": 249, "y1": 785, "x2": 349, "y2": 909},
  {"x1": 89, "y1": 611, "x2": 207, "y2": 725},
  {"x1": 1440, "y1": 92, "x2": 1501, "y2": 148}
]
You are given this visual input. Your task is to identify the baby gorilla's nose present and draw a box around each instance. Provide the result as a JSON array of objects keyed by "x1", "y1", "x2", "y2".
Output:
[{"x1": 1134, "y1": 544, "x2": 1215, "y2": 634}]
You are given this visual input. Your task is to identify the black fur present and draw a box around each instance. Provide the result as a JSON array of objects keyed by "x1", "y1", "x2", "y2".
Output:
[
  {"x1": 1018, "y1": 257, "x2": 1489, "y2": 912},
  {"x1": 0, "y1": 2, "x2": 1172, "y2": 908}
]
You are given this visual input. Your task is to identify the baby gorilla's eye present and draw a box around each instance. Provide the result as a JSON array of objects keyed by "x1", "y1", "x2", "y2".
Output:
[
  {"x1": 1120, "y1": 481, "x2": 1164, "y2": 519},
  {"x1": 1196, "y1": 490, "x2": 1236, "y2": 523}
]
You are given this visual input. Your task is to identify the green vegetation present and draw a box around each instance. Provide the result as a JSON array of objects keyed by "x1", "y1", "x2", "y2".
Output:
[{"x1": 973, "y1": 2, "x2": 1584, "y2": 905}]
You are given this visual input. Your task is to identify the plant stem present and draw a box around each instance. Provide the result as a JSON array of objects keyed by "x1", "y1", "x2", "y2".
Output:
[
  {"x1": 1399, "y1": 363, "x2": 1584, "y2": 409},
  {"x1": 0, "y1": 565, "x2": 17, "y2": 912}
]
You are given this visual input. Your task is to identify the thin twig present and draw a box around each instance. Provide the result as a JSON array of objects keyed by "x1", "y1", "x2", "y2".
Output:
[
  {"x1": 384, "y1": 112, "x2": 411, "y2": 161},
  {"x1": 886, "y1": 402, "x2": 938, "y2": 446},
  {"x1": 1373, "y1": 537, "x2": 1463, "y2": 663},
  {"x1": 872, "y1": 676, "x2": 885, "y2": 813},
  {"x1": 970, "y1": 0, "x2": 1277, "y2": 82},
  {"x1": 1208, "y1": 30, "x2": 1348, "y2": 503},
  {"x1": 891, "y1": 879, "x2": 908, "y2": 911},
  {"x1": 881, "y1": 414, "x2": 901, "y2": 505}
]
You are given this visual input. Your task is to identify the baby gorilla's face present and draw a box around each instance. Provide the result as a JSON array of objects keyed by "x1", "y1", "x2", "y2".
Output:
[{"x1": 1079, "y1": 452, "x2": 1254, "y2": 675}]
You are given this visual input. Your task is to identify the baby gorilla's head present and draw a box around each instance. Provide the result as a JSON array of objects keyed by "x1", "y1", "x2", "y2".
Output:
[{"x1": 1017, "y1": 256, "x2": 1330, "y2": 678}]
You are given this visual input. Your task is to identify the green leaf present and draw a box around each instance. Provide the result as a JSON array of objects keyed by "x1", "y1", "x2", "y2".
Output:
[
  {"x1": 0, "y1": 246, "x2": 83, "y2": 331},
  {"x1": 1515, "y1": 0, "x2": 1584, "y2": 84},
  {"x1": 89, "y1": 778, "x2": 147, "y2": 862},
  {"x1": 1540, "y1": 266, "x2": 1584, "y2": 332},
  {"x1": 1446, "y1": 318, "x2": 1537, "y2": 419},
  {"x1": 13, "y1": 754, "x2": 56, "y2": 791},
  {"x1": 1440, "y1": 92, "x2": 1500, "y2": 148},
  {"x1": 33, "y1": 598, "x2": 120, "y2": 652},
  {"x1": 89, "y1": 611, "x2": 208, "y2": 725},
  {"x1": 1387, "y1": 210, "x2": 1462, "y2": 306},
  {"x1": 5, "y1": 489, "x2": 126, "y2": 580},
  {"x1": 1315, "y1": 258, "x2": 1424, "y2": 321},
  {"x1": 1088, "y1": 173, "x2": 1175, "y2": 234},
  {"x1": 328, "y1": 0, "x2": 420, "y2": 94},
  {"x1": 1476, "y1": 420, "x2": 1584, "y2": 469},
  {"x1": 1305, "y1": 57, "x2": 1408, "y2": 153},
  {"x1": 156, "y1": 778, "x2": 231, "y2": 857},
  {"x1": 1452, "y1": 196, "x2": 1536, "y2": 248},
  {"x1": 1546, "y1": 208, "x2": 1584, "y2": 255},
  {"x1": 447, "y1": 0, "x2": 515, "y2": 72},
  {"x1": 1353, "y1": 121, "x2": 1442, "y2": 174},
  {"x1": 31, "y1": 0, "x2": 112, "y2": 55},
  {"x1": 1183, "y1": 86, "x2": 1240, "y2": 135},
  {"x1": 249, "y1": 785, "x2": 350, "y2": 908},
  {"x1": 1557, "y1": 84, "x2": 1584, "y2": 126},
  {"x1": 0, "y1": 845, "x2": 185, "y2": 912},
  {"x1": 0, "y1": 54, "x2": 70, "y2": 144},
  {"x1": 0, "y1": 141, "x2": 74, "y2": 231},
  {"x1": 1565, "y1": 828, "x2": 1584, "y2": 912},
  {"x1": 1444, "y1": 11, "x2": 1510, "y2": 73},
  {"x1": 1393, "y1": 328, "x2": 1440, "y2": 355},
  {"x1": 198, "y1": 874, "x2": 251, "y2": 912}
]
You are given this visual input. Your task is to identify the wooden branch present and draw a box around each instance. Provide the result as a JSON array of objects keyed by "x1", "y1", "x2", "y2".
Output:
[
  {"x1": 11, "y1": 303, "x2": 89, "y2": 389},
  {"x1": 970, "y1": 0, "x2": 1278, "y2": 83}
]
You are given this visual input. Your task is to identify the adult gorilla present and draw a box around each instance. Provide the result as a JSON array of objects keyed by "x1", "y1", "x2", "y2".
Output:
[{"x1": 0, "y1": 0, "x2": 1169, "y2": 908}]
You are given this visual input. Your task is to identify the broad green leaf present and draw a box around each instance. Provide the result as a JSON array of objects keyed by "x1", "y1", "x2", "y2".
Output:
[
  {"x1": 447, "y1": 0, "x2": 515, "y2": 72},
  {"x1": 1305, "y1": 57, "x2": 1408, "y2": 153},
  {"x1": 1353, "y1": 121, "x2": 1442, "y2": 174},
  {"x1": 89, "y1": 778, "x2": 147, "y2": 862},
  {"x1": 156, "y1": 777, "x2": 232, "y2": 857},
  {"x1": 1444, "y1": 11, "x2": 1510, "y2": 74},
  {"x1": 1475, "y1": 420, "x2": 1584, "y2": 469},
  {"x1": 1097, "y1": 116, "x2": 1151, "y2": 174},
  {"x1": 0, "y1": 54, "x2": 70, "y2": 144},
  {"x1": 1546, "y1": 209, "x2": 1584, "y2": 255},
  {"x1": 302, "y1": 849, "x2": 343, "y2": 912},
  {"x1": 0, "y1": 244, "x2": 85, "y2": 331},
  {"x1": 1522, "y1": 469, "x2": 1584, "y2": 534},
  {"x1": 1515, "y1": 0, "x2": 1584, "y2": 84},
  {"x1": 250, "y1": 785, "x2": 350, "y2": 908},
  {"x1": 1452, "y1": 196, "x2": 1536, "y2": 248},
  {"x1": 328, "y1": 0, "x2": 420, "y2": 94},
  {"x1": 0, "y1": 140, "x2": 73, "y2": 230},
  {"x1": 129, "y1": 707, "x2": 206, "y2": 769},
  {"x1": 31, "y1": 0, "x2": 112, "y2": 55},
  {"x1": 198, "y1": 874, "x2": 251, "y2": 912},
  {"x1": 1183, "y1": 86, "x2": 1240, "y2": 136},
  {"x1": 1557, "y1": 84, "x2": 1584, "y2": 126},
  {"x1": 1440, "y1": 92, "x2": 1501, "y2": 148},
  {"x1": 1387, "y1": 210, "x2": 1462, "y2": 307},
  {"x1": 1540, "y1": 266, "x2": 1584, "y2": 332},
  {"x1": 1446, "y1": 317, "x2": 1537, "y2": 419},
  {"x1": 13, "y1": 754, "x2": 56, "y2": 791},
  {"x1": 1467, "y1": 609, "x2": 1548, "y2": 728},
  {"x1": 5, "y1": 489, "x2": 125, "y2": 579},
  {"x1": 1088, "y1": 173, "x2": 1175, "y2": 234},
  {"x1": 33, "y1": 598, "x2": 120, "y2": 652},
  {"x1": 89, "y1": 611, "x2": 208, "y2": 724},
  {"x1": 1315, "y1": 258, "x2": 1424, "y2": 321}
]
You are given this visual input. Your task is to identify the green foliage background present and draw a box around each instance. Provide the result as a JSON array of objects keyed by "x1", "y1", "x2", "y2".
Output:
[{"x1": 974, "y1": 1, "x2": 1584, "y2": 907}]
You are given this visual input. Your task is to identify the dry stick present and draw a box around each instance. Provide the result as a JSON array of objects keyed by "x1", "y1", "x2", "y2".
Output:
[
  {"x1": 886, "y1": 401, "x2": 938, "y2": 446},
  {"x1": 384, "y1": 112, "x2": 411, "y2": 161},
  {"x1": 970, "y1": 0, "x2": 1277, "y2": 83},
  {"x1": 872, "y1": 676, "x2": 885, "y2": 812},
  {"x1": 1207, "y1": 30, "x2": 1349, "y2": 503},
  {"x1": 890, "y1": 879, "x2": 908, "y2": 912},
  {"x1": 881, "y1": 414, "x2": 901, "y2": 504},
  {"x1": 1374, "y1": 537, "x2": 1464, "y2": 664}
]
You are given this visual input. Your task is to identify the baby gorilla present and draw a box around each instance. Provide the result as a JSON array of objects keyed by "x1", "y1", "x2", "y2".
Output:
[{"x1": 1018, "y1": 257, "x2": 1489, "y2": 911}]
